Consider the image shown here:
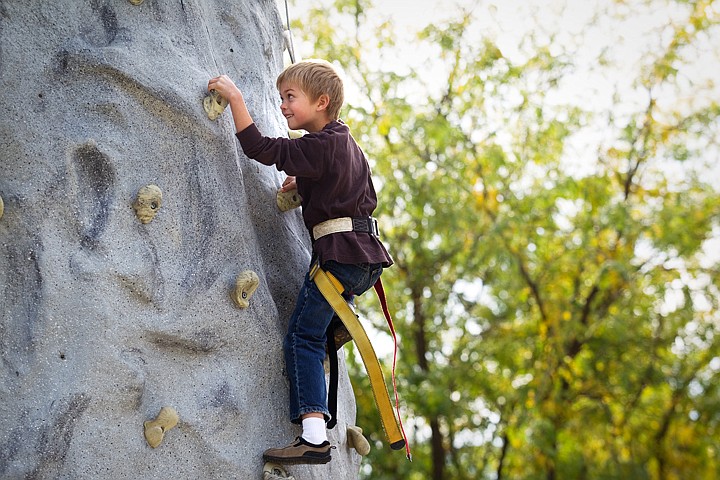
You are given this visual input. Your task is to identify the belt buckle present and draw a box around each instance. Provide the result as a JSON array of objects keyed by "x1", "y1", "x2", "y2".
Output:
[{"x1": 370, "y1": 217, "x2": 379, "y2": 237}]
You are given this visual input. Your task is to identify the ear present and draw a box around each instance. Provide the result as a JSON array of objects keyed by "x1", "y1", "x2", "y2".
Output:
[{"x1": 315, "y1": 93, "x2": 330, "y2": 112}]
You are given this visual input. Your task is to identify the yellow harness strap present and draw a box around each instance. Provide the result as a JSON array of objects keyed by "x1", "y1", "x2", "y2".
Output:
[{"x1": 310, "y1": 264, "x2": 408, "y2": 454}]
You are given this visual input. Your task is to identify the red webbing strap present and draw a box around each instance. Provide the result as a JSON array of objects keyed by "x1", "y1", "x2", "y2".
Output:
[{"x1": 374, "y1": 277, "x2": 412, "y2": 461}]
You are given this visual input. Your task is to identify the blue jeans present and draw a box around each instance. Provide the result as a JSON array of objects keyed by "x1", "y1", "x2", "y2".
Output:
[{"x1": 284, "y1": 260, "x2": 384, "y2": 424}]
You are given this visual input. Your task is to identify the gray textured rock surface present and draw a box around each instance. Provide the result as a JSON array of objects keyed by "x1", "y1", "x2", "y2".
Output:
[{"x1": 0, "y1": 1, "x2": 361, "y2": 478}]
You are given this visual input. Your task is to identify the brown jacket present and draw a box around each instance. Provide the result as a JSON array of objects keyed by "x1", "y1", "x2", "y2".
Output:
[{"x1": 236, "y1": 120, "x2": 393, "y2": 267}]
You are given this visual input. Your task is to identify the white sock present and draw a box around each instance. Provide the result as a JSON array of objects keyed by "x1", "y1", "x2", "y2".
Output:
[{"x1": 301, "y1": 417, "x2": 327, "y2": 445}]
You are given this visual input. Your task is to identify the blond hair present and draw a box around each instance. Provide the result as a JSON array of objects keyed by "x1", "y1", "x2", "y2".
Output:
[{"x1": 276, "y1": 59, "x2": 344, "y2": 121}]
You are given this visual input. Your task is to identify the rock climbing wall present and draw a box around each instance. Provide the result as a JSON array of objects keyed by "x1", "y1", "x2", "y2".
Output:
[{"x1": 0, "y1": 1, "x2": 363, "y2": 478}]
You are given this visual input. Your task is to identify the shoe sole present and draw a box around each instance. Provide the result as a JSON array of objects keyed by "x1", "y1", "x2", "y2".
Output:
[{"x1": 262, "y1": 452, "x2": 332, "y2": 465}]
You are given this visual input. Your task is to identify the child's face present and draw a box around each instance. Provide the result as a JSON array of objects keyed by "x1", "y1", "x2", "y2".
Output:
[{"x1": 279, "y1": 82, "x2": 329, "y2": 132}]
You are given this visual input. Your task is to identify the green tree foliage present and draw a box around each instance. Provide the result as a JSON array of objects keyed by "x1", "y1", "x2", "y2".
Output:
[{"x1": 289, "y1": 0, "x2": 720, "y2": 478}]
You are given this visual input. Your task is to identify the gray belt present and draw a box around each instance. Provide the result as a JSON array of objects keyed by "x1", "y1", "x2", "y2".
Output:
[{"x1": 312, "y1": 216, "x2": 379, "y2": 241}]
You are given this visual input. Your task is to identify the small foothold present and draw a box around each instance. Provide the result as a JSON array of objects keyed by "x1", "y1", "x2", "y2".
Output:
[
  {"x1": 276, "y1": 188, "x2": 302, "y2": 212},
  {"x1": 143, "y1": 406, "x2": 179, "y2": 448},
  {"x1": 263, "y1": 462, "x2": 294, "y2": 480},
  {"x1": 203, "y1": 89, "x2": 228, "y2": 121},
  {"x1": 0, "y1": 195, "x2": 4, "y2": 220},
  {"x1": 231, "y1": 270, "x2": 260, "y2": 309},
  {"x1": 129, "y1": 0, "x2": 144, "y2": 5},
  {"x1": 133, "y1": 185, "x2": 163, "y2": 224},
  {"x1": 347, "y1": 425, "x2": 371, "y2": 456}
]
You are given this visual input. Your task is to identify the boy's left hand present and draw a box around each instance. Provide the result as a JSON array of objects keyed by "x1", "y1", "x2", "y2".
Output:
[
  {"x1": 208, "y1": 75, "x2": 253, "y2": 133},
  {"x1": 280, "y1": 176, "x2": 297, "y2": 192}
]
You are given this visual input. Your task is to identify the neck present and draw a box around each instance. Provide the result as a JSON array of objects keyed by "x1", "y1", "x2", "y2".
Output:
[{"x1": 306, "y1": 118, "x2": 332, "y2": 133}]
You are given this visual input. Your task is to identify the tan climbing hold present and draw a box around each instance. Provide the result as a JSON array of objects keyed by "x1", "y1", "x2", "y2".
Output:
[
  {"x1": 129, "y1": 0, "x2": 144, "y2": 5},
  {"x1": 263, "y1": 462, "x2": 294, "y2": 480},
  {"x1": 231, "y1": 270, "x2": 260, "y2": 308},
  {"x1": 276, "y1": 188, "x2": 302, "y2": 212},
  {"x1": 203, "y1": 89, "x2": 228, "y2": 121},
  {"x1": 133, "y1": 184, "x2": 162, "y2": 224},
  {"x1": 347, "y1": 425, "x2": 371, "y2": 456},
  {"x1": 0, "y1": 195, "x2": 4, "y2": 220},
  {"x1": 143, "y1": 406, "x2": 179, "y2": 448},
  {"x1": 288, "y1": 129, "x2": 304, "y2": 139}
]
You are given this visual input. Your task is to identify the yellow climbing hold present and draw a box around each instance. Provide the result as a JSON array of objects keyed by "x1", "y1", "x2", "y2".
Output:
[
  {"x1": 263, "y1": 462, "x2": 294, "y2": 480},
  {"x1": 143, "y1": 406, "x2": 179, "y2": 448},
  {"x1": 203, "y1": 90, "x2": 228, "y2": 121},
  {"x1": 276, "y1": 188, "x2": 302, "y2": 212},
  {"x1": 231, "y1": 270, "x2": 260, "y2": 309},
  {"x1": 133, "y1": 185, "x2": 163, "y2": 224},
  {"x1": 0, "y1": 195, "x2": 4, "y2": 220},
  {"x1": 347, "y1": 425, "x2": 371, "y2": 456},
  {"x1": 287, "y1": 129, "x2": 304, "y2": 139}
]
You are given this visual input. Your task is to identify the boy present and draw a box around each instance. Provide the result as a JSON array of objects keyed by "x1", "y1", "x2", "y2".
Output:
[{"x1": 208, "y1": 59, "x2": 392, "y2": 465}]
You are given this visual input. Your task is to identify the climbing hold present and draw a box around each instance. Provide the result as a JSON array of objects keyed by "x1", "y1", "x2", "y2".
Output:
[
  {"x1": 276, "y1": 188, "x2": 302, "y2": 212},
  {"x1": 143, "y1": 406, "x2": 179, "y2": 448},
  {"x1": 263, "y1": 462, "x2": 294, "y2": 480},
  {"x1": 203, "y1": 89, "x2": 228, "y2": 121},
  {"x1": 347, "y1": 425, "x2": 371, "y2": 456},
  {"x1": 283, "y1": 30, "x2": 296, "y2": 65},
  {"x1": 0, "y1": 195, "x2": 4, "y2": 220},
  {"x1": 133, "y1": 185, "x2": 162, "y2": 224},
  {"x1": 287, "y1": 129, "x2": 304, "y2": 139},
  {"x1": 231, "y1": 270, "x2": 260, "y2": 309},
  {"x1": 129, "y1": 0, "x2": 144, "y2": 5}
]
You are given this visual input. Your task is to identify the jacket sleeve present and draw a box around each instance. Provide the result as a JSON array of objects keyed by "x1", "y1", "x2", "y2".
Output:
[{"x1": 235, "y1": 123, "x2": 326, "y2": 180}]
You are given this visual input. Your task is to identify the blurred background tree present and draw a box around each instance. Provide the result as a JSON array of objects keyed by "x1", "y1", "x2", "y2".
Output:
[{"x1": 284, "y1": 0, "x2": 720, "y2": 478}]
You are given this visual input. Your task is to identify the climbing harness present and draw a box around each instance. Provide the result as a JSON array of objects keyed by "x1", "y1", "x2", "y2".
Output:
[
  {"x1": 312, "y1": 264, "x2": 411, "y2": 459},
  {"x1": 312, "y1": 216, "x2": 379, "y2": 241},
  {"x1": 310, "y1": 262, "x2": 412, "y2": 461}
]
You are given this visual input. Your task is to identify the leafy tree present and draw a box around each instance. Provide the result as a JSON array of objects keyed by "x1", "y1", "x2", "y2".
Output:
[{"x1": 288, "y1": 0, "x2": 720, "y2": 478}]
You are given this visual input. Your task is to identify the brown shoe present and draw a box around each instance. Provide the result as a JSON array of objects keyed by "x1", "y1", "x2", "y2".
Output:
[{"x1": 263, "y1": 437, "x2": 333, "y2": 465}]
